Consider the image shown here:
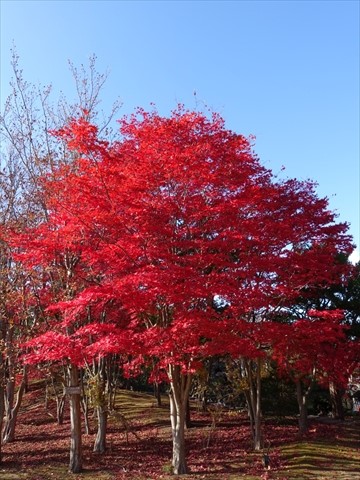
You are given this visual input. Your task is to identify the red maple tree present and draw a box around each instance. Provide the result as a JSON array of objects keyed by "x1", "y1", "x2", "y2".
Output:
[
  {"x1": 270, "y1": 308, "x2": 358, "y2": 433},
  {"x1": 10, "y1": 107, "x2": 353, "y2": 474}
]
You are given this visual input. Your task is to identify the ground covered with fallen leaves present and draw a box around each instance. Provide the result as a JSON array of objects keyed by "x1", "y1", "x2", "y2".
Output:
[{"x1": 1, "y1": 385, "x2": 359, "y2": 480}]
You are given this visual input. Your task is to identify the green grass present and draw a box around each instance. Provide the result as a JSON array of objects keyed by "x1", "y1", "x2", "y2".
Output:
[{"x1": 280, "y1": 421, "x2": 360, "y2": 480}]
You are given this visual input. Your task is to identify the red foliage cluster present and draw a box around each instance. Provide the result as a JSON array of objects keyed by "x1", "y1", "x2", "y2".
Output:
[
  {"x1": 8, "y1": 107, "x2": 355, "y2": 385},
  {"x1": 270, "y1": 310, "x2": 357, "y2": 389}
]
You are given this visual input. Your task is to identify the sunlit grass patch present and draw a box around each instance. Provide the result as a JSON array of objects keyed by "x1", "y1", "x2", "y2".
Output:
[{"x1": 280, "y1": 423, "x2": 360, "y2": 480}]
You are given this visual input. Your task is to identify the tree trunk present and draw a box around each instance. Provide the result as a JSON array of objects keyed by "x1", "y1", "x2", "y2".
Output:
[
  {"x1": 254, "y1": 359, "x2": 262, "y2": 450},
  {"x1": 296, "y1": 379, "x2": 309, "y2": 435},
  {"x1": 185, "y1": 398, "x2": 191, "y2": 428},
  {"x1": 243, "y1": 358, "x2": 262, "y2": 450},
  {"x1": 80, "y1": 368, "x2": 90, "y2": 435},
  {"x1": 56, "y1": 393, "x2": 66, "y2": 425},
  {"x1": 168, "y1": 365, "x2": 192, "y2": 475},
  {"x1": 170, "y1": 391, "x2": 187, "y2": 474},
  {"x1": 244, "y1": 389, "x2": 255, "y2": 442},
  {"x1": 329, "y1": 381, "x2": 345, "y2": 420},
  {"x1": 154, "y1": 382, "x2": 162, "y2": 407},
  {"x1": 2, "y1": 370, "x2": 26, "y2": 444},
  {"x1": 68, "y1": 364, "x2": 82, "y2": 473},
  {"x1": 2, "y1": 326, "x2": 27, "y2": 445},
  {"x1": 0, "y1": 385, "x2": 4, "y2": 462},
  {"x1": 91, "y1": 358, "x2": 108, "y2": 451},
  {"x1": 49, "y1": 371, "x2": 67, "y2": 425},
  {"x1": 93, "y1": 406, "x2": 107, "y2": 453},
  {"x1": 0, "y1": 325, "x2": 4, "y2": 462},
  {"x1": 81, "y1": 396, "x2": 91, "y2": 435}
]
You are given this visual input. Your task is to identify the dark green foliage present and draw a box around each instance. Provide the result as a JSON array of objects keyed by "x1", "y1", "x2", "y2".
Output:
[{"x1": 261, "y1": 375, "x2": 298, "y2": 416}]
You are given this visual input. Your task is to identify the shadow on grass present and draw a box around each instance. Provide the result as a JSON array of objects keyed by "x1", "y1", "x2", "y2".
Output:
[
  {"x1": 281, "y1": 418, "x2": 360, "y2": 479},
  {"x1": 2, "y1": 387, "x2": 360, "y2": 480}
]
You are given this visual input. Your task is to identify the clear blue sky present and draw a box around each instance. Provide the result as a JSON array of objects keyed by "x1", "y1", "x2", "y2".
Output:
[{"x1": 1, "y1": 0, "x2": 359, "y2": 259}]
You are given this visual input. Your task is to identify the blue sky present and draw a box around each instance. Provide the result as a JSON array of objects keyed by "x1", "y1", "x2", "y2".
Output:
[{"x1": 1, "y1": 0, "x2": 359, "y2": 259}]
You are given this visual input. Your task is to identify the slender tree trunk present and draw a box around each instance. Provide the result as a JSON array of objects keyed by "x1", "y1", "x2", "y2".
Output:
[
  {"x1": 170, "y1": 391, "x2": 187, "y2": 475},
  {"x1": 80, "y1": 372, "x2": 91, "y2": 435},
  {"x1": 329, "y1": 381, "x2": 345, "y2": 420},
  {"x1": 44, "y1": 382, "x2": 49, "y2": 410},
  {"x1": 2, "y1": 326, "x2": 27, "y2": 445},
  {"x1": 254, "y1": 359, "x2": 262, "y2": 450},
  {"x1": 81, "y1": 396, "x2": 91, "y2": 435},
  {"x1": 107, "y1": 356, "x2": 118, "y2": 412},
  {"x1": 168, "y1": 365, "x2": 192, "y2": 475},
  {"x1": 0, "y1": 384, "x2": 4, "y2": 462},
  {"x1": 154, "y1": 382, "x2": 162, "y2": 407},
  {"x1": 91, "y1": 357, "x2": 109, "y2": 452},
  {"x1": 185, "y1": 398, "x2": 191, "y2": 428},
  {"x1": 244, "y1": 389, "x2": 255, "y2": 443},
  {"x1": 244, "y1": 358, "x2": 262, "y2": 450},
  {"x1": 68, "y1": 364, "x2": 82, "y2": 473},
  {"x1": 200, "y1": 391, "x2": 207, "y2": 412},
  {"x1": 49, "y1": 371, "x2": 67, "y2": 424},
  {"x1": 93, "y1": 406, "x2": 107, "y2": 453},
  {"x1": 2, "y1": 368, "x2": 27, "y2": 444},
  {"x1": 0, "y1": 326, "x2": 4, "y2": 462},
  {"x1": 296, "y1": 379, "x2": 309, "y2": 435},
  {"x1": 56, "y1": 393, "x2": 66, "y2": 425}
]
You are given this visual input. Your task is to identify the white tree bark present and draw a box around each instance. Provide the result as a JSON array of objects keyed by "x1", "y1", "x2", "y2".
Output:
[
  {"x1": 93, "y1": 406, "x2": 107, "y2": 453},
  {"x1": 68, "y1": 364, "x2": 82, "y2": 473},
  {"x1": 168, "y1": 365, "x2": 192, "y2": 475}
]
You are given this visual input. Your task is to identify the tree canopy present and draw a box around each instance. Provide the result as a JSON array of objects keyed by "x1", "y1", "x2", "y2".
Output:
[{"x1": 4, "y1": 106, "x2": 357, "y2": 474}]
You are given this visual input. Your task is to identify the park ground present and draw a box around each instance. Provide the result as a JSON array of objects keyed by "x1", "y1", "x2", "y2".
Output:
[{"x1": 1, "y1": 385, "x2": 359, "y2": 480}]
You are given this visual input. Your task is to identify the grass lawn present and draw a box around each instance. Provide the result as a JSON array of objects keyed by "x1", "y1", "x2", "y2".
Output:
[{"x1": 1, "y1": 386, "x2": 359, "y2": 480}]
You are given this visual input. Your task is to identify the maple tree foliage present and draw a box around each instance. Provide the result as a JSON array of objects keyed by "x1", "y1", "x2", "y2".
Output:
[
  {"x1": 267, "y1": 260, "x2": 360, "y2": 423},
  {"x1": 269, "y1": 308, "x2": 359, "y2": 433},
  {"x1": 270, "y1": 309, "x2": 354, "y2": 388},
  {"x1": 27, "y1": 108, "x2": 352, "y2": 322},
  {"x1": 9, "y1": 107, "x2": 354, "y2": 473}
]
